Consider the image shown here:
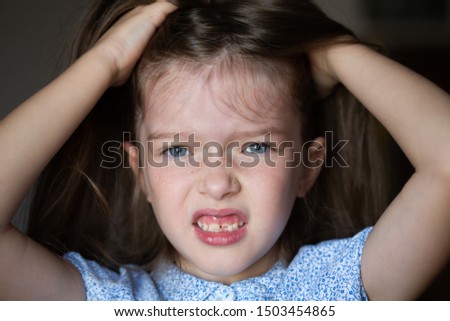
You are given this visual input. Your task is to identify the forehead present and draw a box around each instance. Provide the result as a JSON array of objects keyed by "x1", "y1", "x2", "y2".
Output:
[{"x1": 139, "y1": 58, "x2": 300, "y2": 138}]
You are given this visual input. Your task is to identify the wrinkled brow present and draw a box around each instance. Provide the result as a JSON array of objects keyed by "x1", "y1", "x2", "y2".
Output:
[{"x1": 147, "y1": 126, "x2": 289, "y2": 142}]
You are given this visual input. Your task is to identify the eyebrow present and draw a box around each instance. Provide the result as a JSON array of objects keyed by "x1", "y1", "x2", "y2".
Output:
[
  {"x1": 147, "y1": 132, "x2": 188, "y2": 141},
  {"x1": 147, "y1": 127, "x2": 287, "y2": 141}
]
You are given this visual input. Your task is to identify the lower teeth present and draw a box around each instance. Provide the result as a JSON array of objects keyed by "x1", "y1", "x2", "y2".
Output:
[{"x1": 198, "y1": 222, "x2": 242, "y2": 233}]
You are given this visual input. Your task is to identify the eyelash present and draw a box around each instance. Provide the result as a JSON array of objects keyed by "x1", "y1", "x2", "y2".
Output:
[
  {"x1": 242, "y1": 142, "x2": 272, "y2": 155},
  {"x1": 161, "y1": 142, "x2": 273, "y2": 158},
  {"x1": 162, "y1": 146, "x2": 190, "y2": 158}
]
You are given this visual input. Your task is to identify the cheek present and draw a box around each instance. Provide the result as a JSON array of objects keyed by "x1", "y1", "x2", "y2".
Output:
[
  {"x1": 256, "y1": 160, "x2": 300, "y2": 192},
  {"x1": 144, "y1": 166, "x2": 194, "y2": 204},
  {"x1": 142, "y1": 167, "x2": 191, "y2": 232},
  {"x1": 243, "y1": 168, "x2": 297, "y2": 249},
  {"x1": 246, "y1": 165, "x2": 299, "y2": 215}
]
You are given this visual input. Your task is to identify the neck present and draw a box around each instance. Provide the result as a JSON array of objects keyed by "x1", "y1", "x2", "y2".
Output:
[{"x1": 177, "y1": 243, "x2": 281, "y2": 285}]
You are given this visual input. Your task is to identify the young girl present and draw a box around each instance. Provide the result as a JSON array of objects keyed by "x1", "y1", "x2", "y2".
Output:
[{"x1": 1, "y1": 0, "x2": 449, "y2": 300}]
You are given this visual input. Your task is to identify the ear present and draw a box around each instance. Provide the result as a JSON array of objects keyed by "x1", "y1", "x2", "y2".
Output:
[
  {"x1": 296, "y1": 136, "x2": 326, "y2": 198},
  {"x1": 123, "y1": 141, "x2": 151, "y2": 202}
]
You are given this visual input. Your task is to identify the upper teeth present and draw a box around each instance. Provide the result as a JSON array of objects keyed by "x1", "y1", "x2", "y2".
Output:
[{"x1": 197, "y1": 221, "x2": 244, "y2": 232}]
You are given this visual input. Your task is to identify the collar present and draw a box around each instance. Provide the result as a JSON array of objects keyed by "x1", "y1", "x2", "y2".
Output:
[{"x1": 151, "y1": 260, "x2": 286, "y2": 301}]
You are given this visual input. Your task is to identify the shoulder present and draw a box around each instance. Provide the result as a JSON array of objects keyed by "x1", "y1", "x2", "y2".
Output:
[
  {"x1": 297, "y1": 227, "x2": 373, "y2": 264},
  {"x1": 64, "y1": 252, "x2": 161, "y2": 300},
  {"x1": 279, "y1": 227, "x2": 373, "y2": 300}
]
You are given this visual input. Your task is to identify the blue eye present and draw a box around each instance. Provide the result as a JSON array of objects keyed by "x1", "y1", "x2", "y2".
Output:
[
  {"x1": 164, "y1": 146, "x2": 190, "y2": 158},
  {"x1": 244, "y1": 143, "x2": 270, "y2": 154}
]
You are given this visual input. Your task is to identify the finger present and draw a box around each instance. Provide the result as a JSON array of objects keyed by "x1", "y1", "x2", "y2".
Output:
[
  {"x1": 121, "y1": 1, "x2": 177, "y2": 24},
  {"x1": 108, "y1": 1, "x2": 177, "y2": 40},
  {"x1": 143, "y1": 1, "x2": 178, "y2": 26}
]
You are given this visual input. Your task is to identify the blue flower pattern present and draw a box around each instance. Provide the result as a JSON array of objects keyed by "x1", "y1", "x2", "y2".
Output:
[{"x1": 64, "y1": 227, "x2": 372, "y2": 301}]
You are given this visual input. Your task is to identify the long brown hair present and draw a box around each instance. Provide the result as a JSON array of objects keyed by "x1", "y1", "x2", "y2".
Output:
[{"x1": 28, "y1": 0, "x2": 390, "y2": 271}]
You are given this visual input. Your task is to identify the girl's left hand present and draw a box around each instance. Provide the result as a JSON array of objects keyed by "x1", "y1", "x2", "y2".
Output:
[
  {"x1": 309, "y1": 46, "x2": 340, "y2": 99},
  {"x1": 308, "y1": 37, "x2": 358, "y2": 99}
]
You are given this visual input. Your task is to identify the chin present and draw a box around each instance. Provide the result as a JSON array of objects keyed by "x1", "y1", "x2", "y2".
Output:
[{"x1": 183, "y1": 251, "x2": 263, "y2": 283}]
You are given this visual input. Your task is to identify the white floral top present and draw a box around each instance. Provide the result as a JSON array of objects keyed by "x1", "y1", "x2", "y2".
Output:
[{"x1": 64, "y1": 227, "x2": 372, "y2": 301}]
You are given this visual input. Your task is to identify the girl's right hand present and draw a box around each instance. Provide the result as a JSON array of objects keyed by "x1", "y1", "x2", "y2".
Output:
[
  {"x1": 0, "y1": 1, "x2": 176, "y2": 301},
  {"x1": 92, "y1": 1, "x2": 177, "y2": 87}
]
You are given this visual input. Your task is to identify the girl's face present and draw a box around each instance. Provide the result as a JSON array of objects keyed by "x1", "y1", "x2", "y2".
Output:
[{"x1": 128, "y1": 62, "x2": 322, "y2": 284}]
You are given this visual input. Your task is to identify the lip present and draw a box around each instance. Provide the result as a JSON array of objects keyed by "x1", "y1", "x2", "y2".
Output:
[
  {"x1": 192, "y1": 208, "x2": 248, "y2": 224},
  {"x1": 192, "y1": 208, "x2": 248, "y2": 246}
]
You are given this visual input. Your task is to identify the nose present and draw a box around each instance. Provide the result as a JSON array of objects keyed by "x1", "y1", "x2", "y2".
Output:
[{"x1": 197, "y1": 165, "x2": 240, "y2": 200}]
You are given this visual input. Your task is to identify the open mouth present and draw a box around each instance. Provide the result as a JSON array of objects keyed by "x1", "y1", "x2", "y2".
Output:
[
  {"x1": 196, "y1": 215, "x2": 245, "y2": 233},
  {"x1": 192, "y1": 208, "x2": 248, "y2": 246}
]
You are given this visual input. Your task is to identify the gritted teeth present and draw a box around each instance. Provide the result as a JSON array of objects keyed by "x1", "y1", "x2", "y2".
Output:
[
  {"x1": 195, "y1": 214, "x2": 245, "y2": 233},
  {"x1": 197, "y1": 221, "x2": 245, "y2": 233}
]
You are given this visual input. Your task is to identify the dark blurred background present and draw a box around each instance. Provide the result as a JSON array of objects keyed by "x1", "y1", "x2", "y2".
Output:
[{"x1": 1, "y1": 0, "x2": 449, "y2": 300}]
